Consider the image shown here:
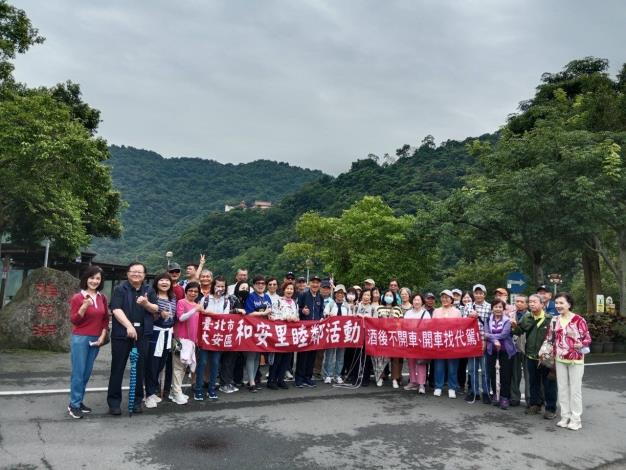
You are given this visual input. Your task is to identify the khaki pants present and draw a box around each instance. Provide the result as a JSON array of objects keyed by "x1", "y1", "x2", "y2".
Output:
[
  {"x1": 171, "y1": 352, "x2": 187, "y2": 397},
  {"x1": 556, "y1": 361, "x2": 585, "y2": 425}
]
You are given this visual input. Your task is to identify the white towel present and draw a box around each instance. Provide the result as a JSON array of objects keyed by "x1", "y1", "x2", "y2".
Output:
[{"x1": 153, "y1": 326, "x2": 173, "y2": 357}]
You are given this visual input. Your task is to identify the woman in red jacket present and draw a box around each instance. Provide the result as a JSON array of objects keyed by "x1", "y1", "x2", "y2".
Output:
[
  {"x1": 550, "y1": 292, "x2": 592, "y2": 431},
  {"x1": 68, "y1": 266, "x2": 109, "y2": 418}
]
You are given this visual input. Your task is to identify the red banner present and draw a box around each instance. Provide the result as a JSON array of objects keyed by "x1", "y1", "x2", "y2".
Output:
[
  {"x1": 364, "y1": 317, "x2": 483, "y2": 359},
  {"x1": 197, "y1": 314, "x2": 363, "y2": 352}
]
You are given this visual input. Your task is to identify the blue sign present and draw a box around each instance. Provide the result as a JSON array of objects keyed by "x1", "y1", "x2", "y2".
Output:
[{"x1": 506, "y1": 271, "x2": 528, "y2": 294}]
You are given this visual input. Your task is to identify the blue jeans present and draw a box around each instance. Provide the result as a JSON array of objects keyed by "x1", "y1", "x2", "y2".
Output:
[
  {"x1": 434, "y1": 358, "x2": 459, "y2": 390},
  {"x1": 195, "y1": 350, "x2": 221, "y2": 393},
  {"x1": 467, "y1": 354, "x2": 490, "y2": 396},
  {"x1": 323, "y1": 348, "x2": 345, "y2": 379},
  {"x1": 69, "y1": 334, "x2": 100, "y2": 408}
]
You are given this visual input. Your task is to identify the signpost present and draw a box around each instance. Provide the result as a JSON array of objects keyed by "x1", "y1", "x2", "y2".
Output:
[
  {"x1": 506, "y1": 271, "x2": 528, "y2": 294},
  {"x1": 596, "y1": 294, "x2": 605, "y2": 313}
]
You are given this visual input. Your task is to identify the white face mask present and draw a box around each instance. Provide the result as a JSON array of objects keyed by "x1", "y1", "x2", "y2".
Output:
[
  {"x1": 215, "y1": 287, "x2": 225, "y2": 296},
  {"x1": 346, "y1": 294, "x2": 356, "y2": 302},
  {"x1": 384, "y1": 295, "x2": 394, "y2": 304}
]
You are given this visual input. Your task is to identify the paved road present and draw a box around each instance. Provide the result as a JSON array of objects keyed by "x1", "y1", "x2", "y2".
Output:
[{"x1": 0, "y1": 350, "x2": 625, "y2": 470}]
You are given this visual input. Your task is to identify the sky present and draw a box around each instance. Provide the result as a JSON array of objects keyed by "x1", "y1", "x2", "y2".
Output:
[{"x1": 11, "y1": 0, "x2": 626, "y2": 174}]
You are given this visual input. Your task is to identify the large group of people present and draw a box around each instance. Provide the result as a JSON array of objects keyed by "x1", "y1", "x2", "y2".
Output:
[{"x1": 67, "y1": 258, "x2": 592, "y2": 431}]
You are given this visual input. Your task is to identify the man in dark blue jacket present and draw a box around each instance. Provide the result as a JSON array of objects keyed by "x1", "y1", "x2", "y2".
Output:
[
  {"x1": 107, "y1": 262, "x2": 159, "y2": 415},
  {"x1": 295, "y1": 275, "x2": 323, "y2": 387}
]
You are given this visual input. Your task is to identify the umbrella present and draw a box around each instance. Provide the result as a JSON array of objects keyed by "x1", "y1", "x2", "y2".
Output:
[{"x1": 128, "y1": 342, "x2": 139, "y2": 417}]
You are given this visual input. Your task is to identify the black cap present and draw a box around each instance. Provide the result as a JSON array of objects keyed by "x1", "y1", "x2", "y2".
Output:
[
  {"x1": 285, "y1": 272, "x2": 295, "y2": 280},
  {"x1": 425, "y1": 292, "x2": 436, "y2": 299},
  {"x1": 297, "y1": 276, "x2": 306, "y2": 282},
  {"x1": 310, "y1": 275, "x2": 321, "y2": 282},
  {"x1": 168, "y1": 262, "x2": 181, "y2": 272},
  {"x1": 320, "y1": 280, "x2": 332, "y2": 288},
  {"x1": 537, "y1": 284, "x2": 549, "y2": 292}
]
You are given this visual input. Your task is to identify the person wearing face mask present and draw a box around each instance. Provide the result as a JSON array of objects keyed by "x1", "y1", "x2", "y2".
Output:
[
  {"x1": 465, "y1": 284, "x2": 492, "y2": 404},
  {"x1": 323, "y1": 284, "x2": 350, "y2": 384},
  {"x1": 230, "y1": 281, "x2": 250, "y2": 387},
  {"x1": 432, "y1": 290, "x2": 462, "y2": 398},
  {"x1": 373, "y1": 290, "x2": 402, "y2": 387},
  {"x1": 549, "y1": 292, "x2": 591, "y2": 430},
  {"x1": 195, "y1": 276, "x2": 231, "y2": 400},
  {"x1": 403, "y1": 294, "x2": 431, "y2": 395}
]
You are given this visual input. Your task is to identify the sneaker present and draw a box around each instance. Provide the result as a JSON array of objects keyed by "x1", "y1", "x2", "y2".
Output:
[
  {"x1": 448, "y1": 389, "x2": 456, "y2": 399},
  {"x1": 278, "y1": 381, "x2": 289, "y2": 390},
  {"x1": 219, "y1": 385, "x2": 229, "y2": 393},
  {"x1": 434, "y1": 388, "x2": 442, "y2": 397},
  {"x1": 335, "y1": 376, "x2": 344, "y2": 384},
  {"x1": 193, "y1": 391, "x2": 204, "y2": 401},
  {"x1": 499, "y1": 398, "x2": 509, "y2": 410},
  {"x1": 153, "y1": 395, "x2": 162, "y2": 403},
  {"x1": 109, "y1": 407, "x2": 122, "y2": 416},
  {"x1": 285, "y1": 371, "x2": 294, "y2": 381},
  {"x1": 267, "y1": 382, "x2": 279, "y2": 390},
  {"x1": 145, "y1": 395, "x2": 159, "y2": 409},
  {"x1": 208, "y1": 389, "x2": 218, "y2": 400},
  {"x1": 392, "y1": 379, "x2": 400, "y2": 389},
  {"x1": 68, "y1": 406, "x2": 83, "y2": 419},
  {"x1": 525, "y1": 405, "x2": 541, "y2": 415},
  {"x1": 172, "y1": 393, "x2": 188, "y2": 405},
  {"x1": 304, "y1": 379, "x2": 317, "y2": 388},
  {"x1": 376, "y1": 378, "x2": 383, "y2": 387},
  {"x1": 324, "y1": 377, "x2": 332, "y2": 384},
  {"x1": 79, "y1": 403, "x2": 92, "y2": 413},
  {"x1": 295, "y1": 382, "x2": 305, "y2": 388},
  {"x1": 567, "y1": 421, "x2": 582, "y2": 431},
  {"x1": 418, "y1": 385, "x2": 426, "y2": 395},
  {"x1": 404, "y1": 383, "x2": 418, "y2": 391},
  {"x1": 464, "y1": 393, "x2": 477, "y2": 403},
  {"x1": 132, "y1": 403, "x2": 143, "y2": 414},
  {"x1": 543, "y1": 410, "x2": 557, "y2": 420},
  {"x1": 230, "y1": 384, "x2": 239, "y2": 392},
  {"x1": 556, "y1": 419, "x2": 569, "y2": 428}
]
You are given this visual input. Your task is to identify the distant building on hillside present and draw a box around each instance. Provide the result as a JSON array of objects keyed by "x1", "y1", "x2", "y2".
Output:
[
  {"x1": 252, "y1": 200, "x2": 272, "y2": 210},
  {"x1": 225, "y1": 201, "x2": 248, "y2": 212}
]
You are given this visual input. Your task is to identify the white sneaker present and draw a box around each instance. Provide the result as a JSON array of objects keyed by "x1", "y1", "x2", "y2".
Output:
[
  {"x1": 556, "y1": 419, "x2": 569, "y2": 428},
  {"x1": 404, "y1": 383, "x2": 418, "y2": 391},
  {"x1": 448, "y1": 389, "x2": 456, "y2": 399},
  {"x1": 335, "y1": 376, "x2": 344, "y2": 384},
  {"x1": 418, "y1": 385, "x2": 426, "y2": 395},
  {"x1": 172, "y1": 393, "x2": 188, "y2": 405},
  {"x1": 324, "y1": 377, "x2": 332, "y2": 384},
  {"x1": 377, "y1": 378, "x2": 383, "y2": 387},
  {"x1": 567, "y1": 421, "x2": 582, "y2": 431},
  {"x1": 154, "y1": 395, "x2": 162, "y2": 403},
  {"x1": 145, "y1": 394, "x2": 158, "y2": 408},
  {"x1": 434, "y1": 388, "x2": 442, "y2": 397},
  {"x1": 392, "y1": 379, "x2": 399, "y2": 389},
  {"x1": 285, "y1": 371, "x2": 294, "y2": 381}
]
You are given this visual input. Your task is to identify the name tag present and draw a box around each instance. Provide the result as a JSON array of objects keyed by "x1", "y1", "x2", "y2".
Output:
[{"x1": 133, "y1": 322, "x2": 141, "y2": 327}]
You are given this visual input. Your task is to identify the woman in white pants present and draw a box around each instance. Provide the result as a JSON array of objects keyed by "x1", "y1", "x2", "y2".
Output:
[{"x1": 551, "y1": 292, "x2": 592, "y2": 431}]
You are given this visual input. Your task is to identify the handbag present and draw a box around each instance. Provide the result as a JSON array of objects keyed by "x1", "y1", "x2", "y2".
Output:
[{"x1": 538, "y1": 318, "x2": 557, "y2": 369}]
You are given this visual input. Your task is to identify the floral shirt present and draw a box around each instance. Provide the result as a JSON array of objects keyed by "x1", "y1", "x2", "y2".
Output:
[{"x1": 547, "y1": 313, "x2": 592, "y2": 364}]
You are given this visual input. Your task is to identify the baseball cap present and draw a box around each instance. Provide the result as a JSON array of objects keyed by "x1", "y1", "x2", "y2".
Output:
[
  {"x1": 334, "y1": 284, "x2": 347, "y2": 293},
  {"x1": 310, "y1": 275, "x2": 321, "y2": 282},
  {"x1": 364, "y1": 278, "x2": 376, "y2": 286},
  {"x1": 168, "y1": 262, "x2": 181, "y2": 272},
  {"x1": 296, "y1": 276, "x2": 306, "y2": 283},
  {"x1": 285, "y1": 272, "x2": 295, "y2": 280},
  {"x1": 472, "y1": 284, "x2": 487, "y2": 293},
  {"x1": 451, "y1": 288, "x2": 462, "y2": 296},
  {"x1": 537, "y1": 284, "x2": 549, "y2": 292},
  {"x1": 425, "y1": 292, "x2": 436, "y2": 299},
  {"x1": 320, "y1": 280, "x2": 332, "y2": 288},
  {"x1": 353, "y1": 285, "x2": 362, "y2": 291},
  {"x1": 440, "y1": 289, "x2": 454, "y2": 298}
]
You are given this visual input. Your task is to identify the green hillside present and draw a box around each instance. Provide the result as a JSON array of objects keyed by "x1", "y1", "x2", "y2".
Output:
[
  {"x1": 90, "y1": 145, "x2": 325, "y2": 264},
  {"x1": 163, "y1": 135, "x2": 495, "y2": 278}
]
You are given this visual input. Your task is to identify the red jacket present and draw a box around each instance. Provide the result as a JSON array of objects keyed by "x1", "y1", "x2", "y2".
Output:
[
  {"x1": 69, "y1": 292, "x2": 109, "y2": 336},
  {"x1": 547, "y1": 313, "x2": 592, "y2": 362}
]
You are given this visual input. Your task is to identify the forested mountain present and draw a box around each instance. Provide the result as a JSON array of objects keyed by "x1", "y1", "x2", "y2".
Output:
[
  {"x1": 90, "y1": 145, "x2": 325, "y2": 263},
  {"x1": 161, "y1": 135, "x2": 495, "y2": 277}
]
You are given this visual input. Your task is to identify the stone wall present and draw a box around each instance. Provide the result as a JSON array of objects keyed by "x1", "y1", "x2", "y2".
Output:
[{"x1": 0, "y1": 268, "x2": 79, "y2": 352}]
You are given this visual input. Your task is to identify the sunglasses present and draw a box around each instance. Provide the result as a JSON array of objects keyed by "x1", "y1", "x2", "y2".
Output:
[{"x1": 169, "y1": 269, "x2": 181, "y2": 274}]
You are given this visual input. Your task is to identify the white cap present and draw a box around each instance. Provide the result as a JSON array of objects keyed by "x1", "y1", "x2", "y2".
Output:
[
  {"x1": 334, "y1": 284, "x2": 347, "y2": 294},
  {"x1": 472, "y1": 284, "x2": 487, "y2": 293},
  {"x1": 451, "y1": 288, "x2": 462, "y2": 296},
  {"x1": 440, "y1": 289, "x2": 454, "y2": 298}
]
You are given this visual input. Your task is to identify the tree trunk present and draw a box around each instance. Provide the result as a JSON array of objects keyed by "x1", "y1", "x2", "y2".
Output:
[
  {"x1": 582, "y1": 239, "x2": 603, "y2": 315},
  {"x1": 618, "y1": 231, "x2": 626, "y2": 317},
  {"x1": 531, "y1": 251, "x2": 544, "y2": 287}
]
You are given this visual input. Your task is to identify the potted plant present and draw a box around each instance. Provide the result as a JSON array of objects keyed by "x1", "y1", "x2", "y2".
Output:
[
  {"x1": 585, "y1": 314, "x2": 611, "y2": 354},
  {"x1": 612, "y1": 320, "x2": 626, "y2": 353}
]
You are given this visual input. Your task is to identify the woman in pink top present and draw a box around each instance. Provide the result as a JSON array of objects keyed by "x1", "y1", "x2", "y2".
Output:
[
  {"x1": 432, "y1": 290, "x2": 462, "y2": 399},
  {"x1": 171, "y1": 281, "x2": 202, "y2": 405}
]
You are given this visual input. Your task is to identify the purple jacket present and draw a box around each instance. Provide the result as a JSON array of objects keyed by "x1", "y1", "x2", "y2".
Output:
[{"x1": 484, "y1": 314, "x2": 516, "y2": 358}]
